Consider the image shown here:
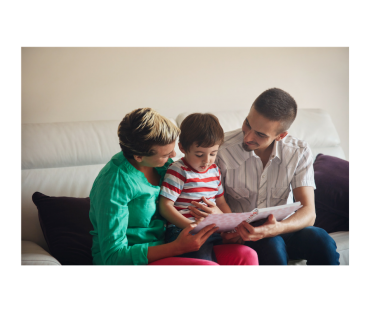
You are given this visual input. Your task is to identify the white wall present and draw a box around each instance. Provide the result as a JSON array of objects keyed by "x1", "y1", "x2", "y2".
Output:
[{"x1": 22, "y1": 47, "x2": 349, "y2": 159}]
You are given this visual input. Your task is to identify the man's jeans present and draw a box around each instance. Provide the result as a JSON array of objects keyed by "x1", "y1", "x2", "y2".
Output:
[{"x1": 243, "y1": 226, "x2": 340, "y2": 265}]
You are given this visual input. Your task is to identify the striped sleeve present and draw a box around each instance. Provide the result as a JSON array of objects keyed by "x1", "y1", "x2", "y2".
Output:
[
  {"x1": 291, "y1": 145, "x2": 316, "y2": 190},
  {"x1": 215, "y1": 167, "x2": 224, "y2": 198},
  {"x1": 160, "y1": 164, "x2": 186, "y2": 202}
]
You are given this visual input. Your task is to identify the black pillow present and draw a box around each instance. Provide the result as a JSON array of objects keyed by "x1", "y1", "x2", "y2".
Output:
[
  {"x1": 313, "y1": 154, "x2": 349, "y2": 233},
  {"x1": 32, "y1": 192, "x2": 93, "y2": 265}
]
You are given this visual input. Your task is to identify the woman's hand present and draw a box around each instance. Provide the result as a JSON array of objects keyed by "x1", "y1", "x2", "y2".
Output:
[
  {"x1": 188, "y1": 196, "x2": 223, "y2": 220},
  {"x1": 173, "y1": 222, "x2": 219, "y2": 255}
]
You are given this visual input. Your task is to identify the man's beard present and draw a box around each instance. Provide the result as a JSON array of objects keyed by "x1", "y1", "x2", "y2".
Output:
[{"x1": 242, "y1": 142, "x2": 258, "y2": 152}]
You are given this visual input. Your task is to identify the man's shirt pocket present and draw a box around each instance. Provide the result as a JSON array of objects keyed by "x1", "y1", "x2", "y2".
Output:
[
  {"x1": 270, "y1": 186, "x2": 291, "y2": 206},
  {"x1": 225, "y1": 187, "x2": 255, "y2": 212},
  {"x1": 226, "y1": 187, "x2": 249, "y2": 199}
]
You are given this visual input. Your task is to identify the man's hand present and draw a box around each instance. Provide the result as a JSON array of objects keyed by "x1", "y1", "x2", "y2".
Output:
[
  {"x1": 188, "y1": 196, "x2": 223, "y2": 220},
  {"x1": 235, "y1": 214, "x2": 282, "y2": 242}
]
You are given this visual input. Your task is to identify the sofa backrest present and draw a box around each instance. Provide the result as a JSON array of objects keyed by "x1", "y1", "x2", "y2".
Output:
[
  {"x1": 21, "y1": 118, "x2": 178, "y2": 251},
  {"x1": 22, "y1": 109, "x2": 345, "y2": 251},
  {"x1": 176, "y1": 108, "x2": 345, "y2": 161}
]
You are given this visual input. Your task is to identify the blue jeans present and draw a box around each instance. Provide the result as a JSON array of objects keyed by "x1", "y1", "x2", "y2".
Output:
[
  {"x1": 165, "y1": 226, "x2": 223, "y2": 262},
  {"x1": 243, "y1": 226, "x2": 340, "y2": 265}
]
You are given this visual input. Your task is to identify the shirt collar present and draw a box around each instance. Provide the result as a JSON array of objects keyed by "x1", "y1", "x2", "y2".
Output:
[
  {"x1": 272, "y1": 139, "x2": 280, "y2": 160},
  {"x1": 219, "y1": 131, "x2": 284, "y2": 168},
  {"x1": 250, "y1": 139, "x2": 280, "y2": 161}
]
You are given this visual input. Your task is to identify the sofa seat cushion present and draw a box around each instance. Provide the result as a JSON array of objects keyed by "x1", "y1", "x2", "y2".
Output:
[
  {"x1": 22, "y1": 240, "x2": 61, "y2": 265},
  {"x1": 32, "y1": 192, "x2": 93, "y2": 265}
]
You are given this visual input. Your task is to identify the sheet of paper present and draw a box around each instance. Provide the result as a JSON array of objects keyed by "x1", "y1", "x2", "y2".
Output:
[
  {"x1": 190, "y1": 210, "x2": 257, "y2": 234},
  {"x1": 190, "y1": 202, "x2": 302, "y2": 234},
  {"x1": 252, "y1": 202, "x2": 303, "y2": 222}
]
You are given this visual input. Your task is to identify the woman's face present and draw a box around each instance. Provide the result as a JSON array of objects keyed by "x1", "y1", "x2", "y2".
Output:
[{"x1": 141, "y1": 141, "x2": 177, "y2": 167}]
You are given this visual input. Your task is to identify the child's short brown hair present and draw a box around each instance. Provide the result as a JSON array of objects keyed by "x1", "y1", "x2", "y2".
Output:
[{"x1": 179, "y1": 113, "x2": 224, "y2": 152}]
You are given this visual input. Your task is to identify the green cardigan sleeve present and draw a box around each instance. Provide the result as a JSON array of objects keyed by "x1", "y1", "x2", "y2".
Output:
[{"x1": 92, "y1": 171, "x2": 149, "y2": 265}]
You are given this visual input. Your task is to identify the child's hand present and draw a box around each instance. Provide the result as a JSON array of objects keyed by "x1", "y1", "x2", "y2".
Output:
[
  {"x1": 191, "y1": 217, "x2": 205, "y2": 225},
  {"x1": 188, "y1": 196, "x2": 223, "y2": 219}
]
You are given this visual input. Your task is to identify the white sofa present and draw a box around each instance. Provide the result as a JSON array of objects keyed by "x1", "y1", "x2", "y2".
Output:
[{"x1": 21, "y1": 108, "x2": 349, "y2": 265}]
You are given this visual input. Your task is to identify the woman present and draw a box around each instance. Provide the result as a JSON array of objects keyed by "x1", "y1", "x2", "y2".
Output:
[{"x1": 89, "y1": 108, "x2": 258, "y2": 265}]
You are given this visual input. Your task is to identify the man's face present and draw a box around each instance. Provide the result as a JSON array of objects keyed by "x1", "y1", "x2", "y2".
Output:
[
  {"x1": 241, "y1": 107, "x2": 286, "y2": 153},
  {"x1": 140, "y1": 140, "x2": 177, "y2": 167}
]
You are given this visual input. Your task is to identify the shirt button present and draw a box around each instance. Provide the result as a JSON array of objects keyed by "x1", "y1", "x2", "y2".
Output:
[
  {"x1": 235, "y1": 196, "x2": 240, "y2": 199},
  {"x1": 262, "y1": 175, "x2": 265, "y2": 178}
]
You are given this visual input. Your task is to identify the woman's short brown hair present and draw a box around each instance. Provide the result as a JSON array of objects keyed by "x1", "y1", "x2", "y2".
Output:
[
  {"x1": 118, "y1": 108, "x2": 180, "y2": 159},
  {"x1": 179, "y1": 113, "x2": 224, "y2": 152}
]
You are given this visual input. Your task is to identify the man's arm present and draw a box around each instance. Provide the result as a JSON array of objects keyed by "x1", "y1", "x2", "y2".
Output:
[
  {"x1": 278, "y1": 144, "x2": 316, "y2": 233},
  {"x1": 278, "y1": 186, "x2": 316, "y2": 232},
  {"x1": 227, "y1": 143, "x2": 317, "y2": 242},
  {"x1": 230, "y1": 186, "x2": 315, "y2": 242}
]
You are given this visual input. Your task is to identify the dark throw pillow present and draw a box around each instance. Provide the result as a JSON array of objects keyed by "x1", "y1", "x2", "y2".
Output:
[
  {"x1": 32, "y1": 192, "x2": 93, "y2": 265},
  {"x1": 313, "y1": 154, "x2": 349, "y2": 233}
]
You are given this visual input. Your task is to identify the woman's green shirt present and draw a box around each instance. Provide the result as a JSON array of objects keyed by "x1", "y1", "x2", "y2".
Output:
[{"x1": 89, "y1": 152, "x2": 173, "y2": 265}]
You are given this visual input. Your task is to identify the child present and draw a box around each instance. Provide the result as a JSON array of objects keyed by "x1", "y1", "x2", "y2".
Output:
[{"x1": 159, "y1": 113, "x2": 234, "y2": 262}]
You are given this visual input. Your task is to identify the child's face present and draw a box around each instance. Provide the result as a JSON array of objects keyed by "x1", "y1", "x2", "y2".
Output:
[{"x1": 180, "y1": 142, "x2": 220, "y2": 172}]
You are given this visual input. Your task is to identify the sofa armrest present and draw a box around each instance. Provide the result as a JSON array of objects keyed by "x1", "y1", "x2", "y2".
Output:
[
  {"x1": 22, "y1": 240, "x2": 61, "y2": 265},
  {"x1": 288, "y1": 231, "x2": 349, "y2": 265},
  {"x1": 329, "y1": 231, "x2": 349, "y2": 265}
]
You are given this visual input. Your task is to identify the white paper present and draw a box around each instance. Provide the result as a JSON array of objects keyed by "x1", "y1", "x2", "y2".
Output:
[{"x1": 190, "y1": 202, "x2": 303, "y2": 234}]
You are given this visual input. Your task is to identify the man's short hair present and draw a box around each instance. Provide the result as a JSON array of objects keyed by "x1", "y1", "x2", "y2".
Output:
[
  {"x1": 252, "y1": 88, "x2": 297, "y2": 133},
  {"x1": 179, "y1": 113, "x2": 224, "y2": 152}
]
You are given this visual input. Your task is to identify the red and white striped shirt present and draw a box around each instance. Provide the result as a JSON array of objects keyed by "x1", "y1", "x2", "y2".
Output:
[{"x1": 160, "y1": 158, "x2": 224, "y2": 225}]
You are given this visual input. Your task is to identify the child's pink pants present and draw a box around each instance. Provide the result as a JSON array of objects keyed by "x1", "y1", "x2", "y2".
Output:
[{"x1": 149, "y1": 244, "x2": 258, "y2": 265}]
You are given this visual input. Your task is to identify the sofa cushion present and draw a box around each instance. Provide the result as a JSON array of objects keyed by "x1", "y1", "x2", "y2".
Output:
[
  {"x1": 22, "y1": 240, "x2": 61, "y2": 265},
  {"x1": 313, "y1": 154, "x2": 349, "y2": 233},
  {"x1": 32, "y1": 192, "x2": 93, "y2": 265}
]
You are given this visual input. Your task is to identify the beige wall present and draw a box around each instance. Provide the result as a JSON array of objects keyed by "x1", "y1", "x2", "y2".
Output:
[{"x1": 22, "y1": 47, "x2": 349, "y2": 159}]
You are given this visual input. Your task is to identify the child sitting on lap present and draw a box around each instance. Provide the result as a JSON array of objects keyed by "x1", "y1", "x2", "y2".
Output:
[{"x1": 159, "y1": 113, "x2": 233, "y2": 262}]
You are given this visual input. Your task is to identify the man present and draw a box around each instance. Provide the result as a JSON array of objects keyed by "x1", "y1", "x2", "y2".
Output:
[{"x1": 192, "y1": 88, "x2": 339, "y2": 265}]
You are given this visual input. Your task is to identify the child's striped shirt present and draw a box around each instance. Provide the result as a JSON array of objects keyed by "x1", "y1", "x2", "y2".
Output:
[{"x1": 160, "y1": 158, "x2": 224, "y2": 225}]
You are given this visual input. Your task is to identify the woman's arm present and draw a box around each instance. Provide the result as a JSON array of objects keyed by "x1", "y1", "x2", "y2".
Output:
[
  {"x1": 147, "y1": 223, "x2": 219, "y2": 263},
  {"x1": 159, "y1": 196, "x2": 193, "y2": 229},
  {"x1": 93, "y1": 189, "x2": 219, "y2": 264},
  {"x1": 93, "y1": 203, "x2": 143, "y2": 265},
  {"x1": 92, "y1": 171, "x2": 167, "y2": 265}
]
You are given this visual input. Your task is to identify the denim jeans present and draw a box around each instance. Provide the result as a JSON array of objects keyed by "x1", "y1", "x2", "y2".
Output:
[
  {"x1": 243, "y1": 226, "x2": 340, "y2": 265},
  {"x1": 165, "y1": 226, "x2": 223, "y2": 262}
]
